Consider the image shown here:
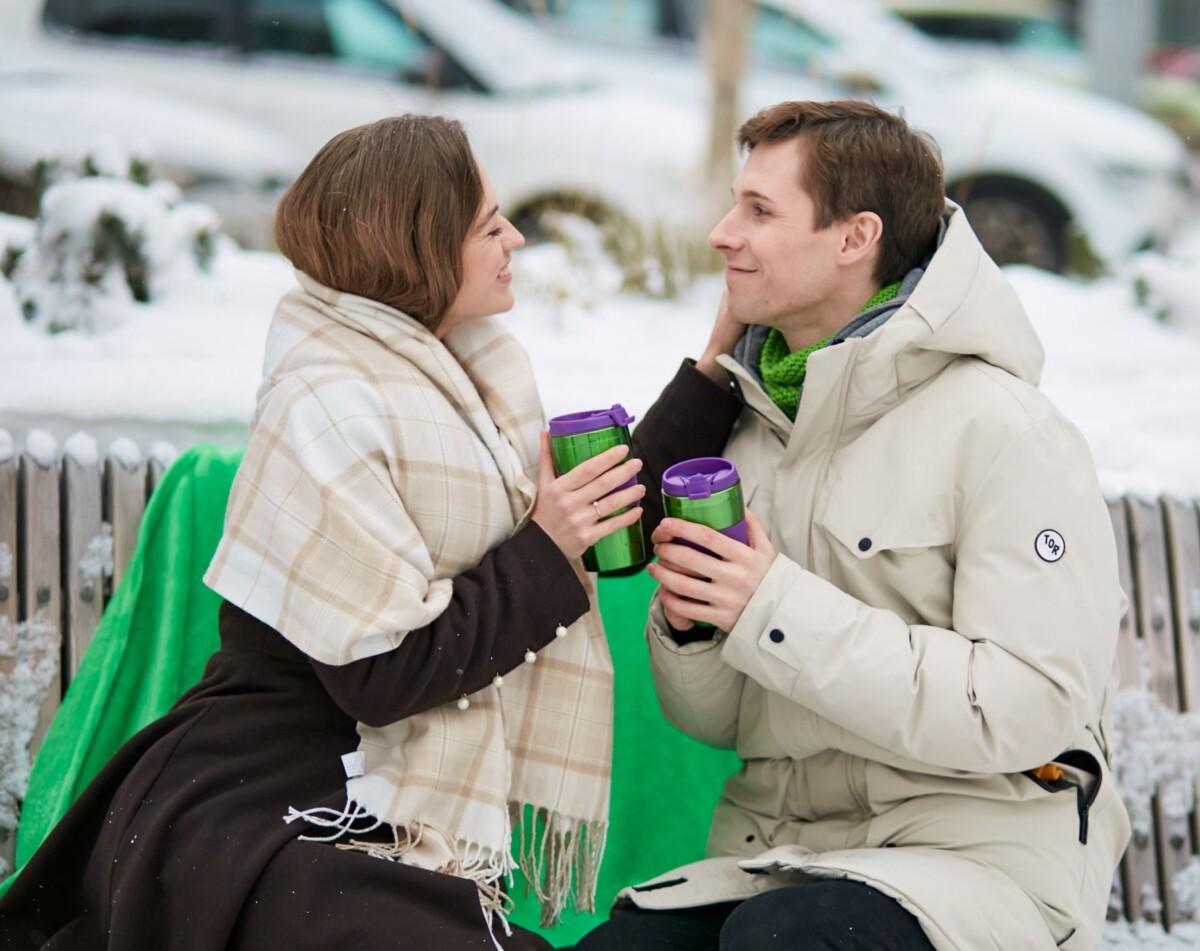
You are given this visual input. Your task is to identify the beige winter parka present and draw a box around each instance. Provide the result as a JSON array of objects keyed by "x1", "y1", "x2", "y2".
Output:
[{"x1": 624, "y1": 206, "x2": 1130, "y2": 951}]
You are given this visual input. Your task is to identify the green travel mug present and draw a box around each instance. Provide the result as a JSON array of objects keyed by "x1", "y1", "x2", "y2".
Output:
[
  {"x1": 661, "y1": 457, "x2": 748, "y2": 626},
  {"x1": 548, "y1": 404, "x2": 646, "y2": 574}
]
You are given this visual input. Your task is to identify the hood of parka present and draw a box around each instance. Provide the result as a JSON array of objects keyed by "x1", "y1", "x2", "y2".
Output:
[
  {"x1": 846, "y1": 202, "x2": 1045, "y2": 420},
  {"x1": 900, "y1": 201, "x2": 1044, "y2": 380}
]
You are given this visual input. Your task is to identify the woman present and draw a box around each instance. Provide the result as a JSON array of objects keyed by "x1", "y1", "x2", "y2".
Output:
[{"x1": 0, "y1": 115, "x2": 643, "y2": 951}]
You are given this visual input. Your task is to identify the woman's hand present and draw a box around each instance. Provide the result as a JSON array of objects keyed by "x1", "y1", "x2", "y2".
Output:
[
  {"x1": 646, "y1": 508, "x2": 775, "y2": 632},
  {"x1": 532, "y1": 431, "x2": 645, "y2": 561}
]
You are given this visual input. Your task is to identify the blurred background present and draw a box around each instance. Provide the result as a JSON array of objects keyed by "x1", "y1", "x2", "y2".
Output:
[
  {"x1": 2, "y1": 0, "x2": 1198, "y2": 267},
  {"x1": 2, "y1": 0, "x2": 1200, "y2": 488}
]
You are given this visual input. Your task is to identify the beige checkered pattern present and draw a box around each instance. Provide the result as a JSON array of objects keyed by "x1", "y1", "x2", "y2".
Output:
[{"x1": 206, "y1": 272, "x2": 611, "y2": 919}]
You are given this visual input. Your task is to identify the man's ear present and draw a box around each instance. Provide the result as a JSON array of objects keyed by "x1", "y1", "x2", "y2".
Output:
[{"x1": 839, "y1": 211, "x2": 883, "y2": 265}]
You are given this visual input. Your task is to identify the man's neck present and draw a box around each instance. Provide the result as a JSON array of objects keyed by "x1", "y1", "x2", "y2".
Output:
[{"x1": 779, "y1": 281, "x2": 881, "y2": 352}]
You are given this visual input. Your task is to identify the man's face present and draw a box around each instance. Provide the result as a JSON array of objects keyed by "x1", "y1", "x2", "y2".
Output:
[{"x1": 708, "y1": 138, "x2": 848, "y2": 341}]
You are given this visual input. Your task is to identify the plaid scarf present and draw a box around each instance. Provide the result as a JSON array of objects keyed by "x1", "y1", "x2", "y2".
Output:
[{"x1": 205, "y1": 273, "x2": 613, "y2": 934}]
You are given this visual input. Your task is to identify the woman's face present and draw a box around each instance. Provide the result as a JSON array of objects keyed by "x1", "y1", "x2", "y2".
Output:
[{"x1": 439, "y1": 162, "x2": 525, "y2": 337}]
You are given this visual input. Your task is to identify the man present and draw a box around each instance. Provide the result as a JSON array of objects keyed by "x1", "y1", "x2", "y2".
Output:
[{"x1": 578, "y1": 100, "x2": 1128, "y2": 950}]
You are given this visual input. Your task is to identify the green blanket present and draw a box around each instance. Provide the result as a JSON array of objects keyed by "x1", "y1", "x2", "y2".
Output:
[{"x1": 2, "y1": 444, "x2": 736, "y2": 946}]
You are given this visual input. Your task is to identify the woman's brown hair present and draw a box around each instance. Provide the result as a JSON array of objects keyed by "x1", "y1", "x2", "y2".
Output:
[
  {"x1": 274, "y1": 114, "x2": 482, "y2": 331},
  {"x1": 738, "y1": 100, "x2": 944, "y2": 286}
]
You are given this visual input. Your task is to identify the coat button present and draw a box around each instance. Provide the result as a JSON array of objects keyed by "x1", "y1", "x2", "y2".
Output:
[
  {"x1": 769, "y1": 629, "x2": 784, "y2": 643},
  {"x1": 858, "y1": 538, "x2": 872, "y2": 552}
]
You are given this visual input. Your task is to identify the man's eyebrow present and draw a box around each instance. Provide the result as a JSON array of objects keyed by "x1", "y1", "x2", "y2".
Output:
[{"x1": 732, "y1": 188, "x2": 774, "y2": 204}]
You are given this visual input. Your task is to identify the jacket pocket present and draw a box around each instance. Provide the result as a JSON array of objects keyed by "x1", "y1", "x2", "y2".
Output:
[
  {"x1": 1023, "y1": 750, "x2": 1103, "y2": 845},
  {"x1": 820, "y1": 481, "x2": 956, "y2": 559},
  {"x1": 817, "y1": 489, "x2": 956, "y2": 626}
]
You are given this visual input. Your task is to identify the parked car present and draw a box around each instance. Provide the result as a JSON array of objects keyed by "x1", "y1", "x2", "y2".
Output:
[
  {"x1": 2, "y1": 0, "x2": 1190, "y2": 274},
  {"x1": 505, "y1": 0, "x2": 1192, "y2": 272},
  {"x1": 882, "y1": 0, "x2": 1086, "y2": 86},
  {"x1": 883, "y1": 0, "x2": 1200, "y2": 157},
  {"x1": 0, "y1": 65, "x2": 308, "y2": 246},
  {"x1": 1, "y1": 0, "x2": 727, "y2": 263}
]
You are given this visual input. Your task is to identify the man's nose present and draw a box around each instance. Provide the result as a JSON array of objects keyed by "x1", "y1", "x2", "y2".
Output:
[{"x1": 708, "y1": 210, "x2": 739, "y2": 252}]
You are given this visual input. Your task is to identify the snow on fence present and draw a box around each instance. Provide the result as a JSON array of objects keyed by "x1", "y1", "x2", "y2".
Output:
[
  {"x1": 3, "y1": 433, "x2": 1200, "y2": 930},
  {"x1": 0, "y1": 430, "x2": 172, "y2": 876}
]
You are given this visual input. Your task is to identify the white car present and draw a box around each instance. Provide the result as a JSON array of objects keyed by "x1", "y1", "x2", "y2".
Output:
[
  {"x1": 506, "y1": 0, "x2": 1192, "y2": 272},
  {"x1": 881, "y1": 0, "x2": 1088, "y2": 87},
  {"x1": 0, "y1": 0, "x2": 716, "y2": 255},
  {"x1": 2, "y1": 0, "x2": 1189, "y2": 274}
]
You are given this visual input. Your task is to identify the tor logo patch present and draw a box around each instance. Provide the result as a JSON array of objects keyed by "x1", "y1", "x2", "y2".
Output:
[{"x1": 1035, "y1": 530, "x2": 1066, "y2": 563}]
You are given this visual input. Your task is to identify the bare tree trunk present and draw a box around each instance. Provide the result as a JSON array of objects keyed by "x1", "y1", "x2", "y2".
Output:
[{"x1": 704, "y1": 0, "x2": 753, "y2": 193}]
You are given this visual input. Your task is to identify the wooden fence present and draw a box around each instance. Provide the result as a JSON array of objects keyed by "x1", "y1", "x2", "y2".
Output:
[
  {"x1": 0, "y1": 443, "x2": 167, "y2": 874},
  {"x1": 3, "y1": 444, "x2": 1200, "y2": 929}
]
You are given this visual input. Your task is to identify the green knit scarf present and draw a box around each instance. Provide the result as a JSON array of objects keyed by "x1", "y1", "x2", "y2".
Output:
[{"x1": 760, "y1": 282, "x2": 902, "y2": 420}]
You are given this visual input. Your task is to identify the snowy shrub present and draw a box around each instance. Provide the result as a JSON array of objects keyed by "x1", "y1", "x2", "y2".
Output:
[
  {"x1": 5, "y1": 147, "x2": 223, "y2": 334},
  {"x1": 1174, "y1": 858, "x2": 1200, "y2": 923},
  {"x1": 1103, "y1": 917, "x2": 1200, "y2": 948},
  {"x1": 1128, "y1": 249, "x2": 1200, "y2": 334},
  {"x1": 1111, "y1": 684, "x2": 1200, "y2": 847},
  {"x1": 0, "y1": 613, "x2": 59, "y2": 877}
]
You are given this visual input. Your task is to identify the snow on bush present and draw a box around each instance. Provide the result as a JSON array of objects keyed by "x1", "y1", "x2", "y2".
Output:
[
  {"x1": 0, "y1": 613, "x2": 59, "y2": 877},
  {"x1": 1104, "y1": 918, "x2": 1200, "y2": 948},
  {"x1": 1174, "y1": 860, "x2": 1200, "y2": 925},
  {"x1": 1128, "y1": 250, "x2": 1200, "y2": 335},
  {"x1": 1107, "y1": 635, "x2": 1200, "y2": 931},
  {"x1": 2, "y1": 147, "x2": 223, "y2": 334},
  {"x1": 1111, "y1": 684, "x2": 1200, "y2": 849}
]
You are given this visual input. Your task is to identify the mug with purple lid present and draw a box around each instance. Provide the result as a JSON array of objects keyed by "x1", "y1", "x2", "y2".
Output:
[
  {"x1": 547, "y1": 404, "x2": 646, "y2": 574},
  {"x1": 660, "y1": 456, "x2": 748, "y2": 626}
]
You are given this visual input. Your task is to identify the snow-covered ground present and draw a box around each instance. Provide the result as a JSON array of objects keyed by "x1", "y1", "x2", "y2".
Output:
[{"x1": 4, "y1": 192, "x2": 1200, "y2": 945}]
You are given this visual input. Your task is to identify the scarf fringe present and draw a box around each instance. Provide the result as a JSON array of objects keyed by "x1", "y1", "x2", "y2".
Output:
[
  {"x1": 513, "y1": 803, "x2": 608, "y2": 929},
  {"x1": 285, "y1": 798, "x2": 607, "y2": 932},
  {"x1": 285, "y1": 800, "x2": 516, "y2": 935},
  {"x1": 283, "y1": 801, "x2": 382, "y2": 841}
]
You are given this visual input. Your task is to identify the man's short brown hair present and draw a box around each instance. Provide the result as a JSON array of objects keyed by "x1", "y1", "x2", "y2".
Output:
[
  {"x1": 274, "y1": 115, "x2": 482, "y2": 331},
  {"x1": 738, "y1": 100, "x2": 944, "y2": 285}
]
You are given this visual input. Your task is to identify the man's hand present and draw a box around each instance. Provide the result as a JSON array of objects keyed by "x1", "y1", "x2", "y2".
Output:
[
  {"x1": 695, "y1": 290, "x2": 744, "y2": 387},
  {"x1": 647, "y1": 508, "x2": 775, "y2": 632}
]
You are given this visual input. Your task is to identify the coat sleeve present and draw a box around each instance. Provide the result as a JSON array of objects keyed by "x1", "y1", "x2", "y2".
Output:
[
  {"x1": 645, "y1": 595, "x2": 746, "y2": 749},
  {"x1": 633, "y1": 359, "x2": 743, "y2": 536},
  {"x1": 310, "y1": 521, "x2": 589, "y2": 726},
  {"x1": 720, "y1": 417, "x2": 1122, "y2": 774}
]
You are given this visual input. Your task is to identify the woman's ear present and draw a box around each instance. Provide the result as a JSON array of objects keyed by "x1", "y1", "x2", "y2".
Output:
[{"x1": 839, "y1": 211, "x2": 884, "y2": 265}]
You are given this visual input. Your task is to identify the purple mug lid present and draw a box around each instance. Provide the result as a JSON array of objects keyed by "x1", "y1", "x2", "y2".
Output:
[
  {"x1": 548, "y1": 404, "x2": 635, "y2": 437},
  {"x1": 662, "y1": 457, "x2": 740, "y2": 500}
]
